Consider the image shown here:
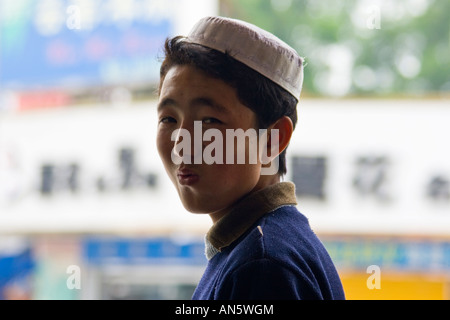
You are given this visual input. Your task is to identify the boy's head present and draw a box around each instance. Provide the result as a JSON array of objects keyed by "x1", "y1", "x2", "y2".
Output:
[{"x1": 157, "y1": 16, "x2": 304, "y2": 221}]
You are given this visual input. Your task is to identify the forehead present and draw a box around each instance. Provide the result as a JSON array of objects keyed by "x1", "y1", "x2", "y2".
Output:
[
  {"x1": 159, "y1": 65, "x2": 240, "y2": 110},
  {"x1": 158, "y1": 65, "x2": 259, "y2": 127}
]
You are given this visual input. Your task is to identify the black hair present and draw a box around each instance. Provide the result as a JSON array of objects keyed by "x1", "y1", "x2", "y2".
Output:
[{"x1": 159, "y1": 36, "x2": 298, "y2": 176}]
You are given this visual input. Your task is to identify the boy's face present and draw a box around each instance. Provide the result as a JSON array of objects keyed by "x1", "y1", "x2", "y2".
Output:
[{"x1": 157, "y1": 64, "x2": 266, "y2": 221}]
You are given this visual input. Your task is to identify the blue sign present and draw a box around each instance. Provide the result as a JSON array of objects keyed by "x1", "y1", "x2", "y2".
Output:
[
  {"x1": 0, "y1": 0, "x2": 172, "y2": 90},
  {"x1": 83, "y1": 237, "x2": 206, "y2": 266},
  {"x1": 0, "y1": 247, "x2": 34, "y2": 300},
  {"x1": 323, "y1": 237, "x2": 450, "y2": 273}
]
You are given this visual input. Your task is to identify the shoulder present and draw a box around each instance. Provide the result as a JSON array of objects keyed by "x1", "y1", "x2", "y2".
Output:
[
  {"x1": 215, "y1": 205, "x2": 344, "y2": 299},
  {"x1": 226, "y1": 205, "x2": 319, "y2": 267}
]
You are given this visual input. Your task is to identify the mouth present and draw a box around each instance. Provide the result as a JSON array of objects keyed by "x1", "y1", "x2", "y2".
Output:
[{"x1": 176, "y1": 168, "x2": 200, "y2": 186}]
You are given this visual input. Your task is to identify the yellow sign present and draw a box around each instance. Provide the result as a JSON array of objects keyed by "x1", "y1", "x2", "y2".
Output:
[{"x1": 340, "y1": 272, "x2": 449, "y2": 300}]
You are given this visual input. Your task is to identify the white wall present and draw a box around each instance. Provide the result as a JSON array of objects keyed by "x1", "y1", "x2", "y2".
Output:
[
  {"x1": 288, "y1": 99, "x2": 450, "y2": 236},
  {"x1": 0, "y1": 98, "x2": 449, "y2": 236}
]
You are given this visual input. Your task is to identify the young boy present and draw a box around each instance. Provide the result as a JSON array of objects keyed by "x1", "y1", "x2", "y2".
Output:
[{"x1": 157, "y1": 16, "x2": 345, "y2": 300}]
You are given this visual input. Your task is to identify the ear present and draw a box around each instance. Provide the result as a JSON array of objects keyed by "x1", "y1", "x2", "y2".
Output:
[{"x1": 267, "y1": 116, "x2": 294, "y2": 157}]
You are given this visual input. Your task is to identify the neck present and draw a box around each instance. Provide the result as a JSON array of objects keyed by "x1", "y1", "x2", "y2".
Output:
[
  {"x1": 205, "y1": 180, "x2": 298, "y2": 257},
  {"x1": 209, "y1": 174, "x2": 281, "y2": 223}
]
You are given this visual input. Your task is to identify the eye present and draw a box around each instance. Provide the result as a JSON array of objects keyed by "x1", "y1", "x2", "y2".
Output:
[
  {"x1": 202, "y1": 117, "x2": 222, "y2": 125},
  {"x1": 159, "y1": 116, "x2": 177, "y2": 124}
]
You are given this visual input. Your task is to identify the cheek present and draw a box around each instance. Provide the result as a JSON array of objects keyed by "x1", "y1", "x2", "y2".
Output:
[
  {"x1": 209, "y1": 163, "x2": 260, "y2": 187},
  {"x1": 156, "y1": 130, "x2": 174, "y2": 167}
]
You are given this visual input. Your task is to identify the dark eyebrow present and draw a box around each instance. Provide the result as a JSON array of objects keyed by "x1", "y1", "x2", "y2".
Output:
[
  {"x1": 158, "y1": 97, "x2": 230, "y2": 115},
  {"x1": 191, "y1": 97, "x2": 230, "y2": 115},
  {"x1": 157, "y1": 98, "x2": 176, "y2": 112}
]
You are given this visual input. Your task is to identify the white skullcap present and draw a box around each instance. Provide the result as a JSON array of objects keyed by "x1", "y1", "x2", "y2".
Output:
[{"x1": 182, "y1": 16, "x2": 304, "y2": 100}]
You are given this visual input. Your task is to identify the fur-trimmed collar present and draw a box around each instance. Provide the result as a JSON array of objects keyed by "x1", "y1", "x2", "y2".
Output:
[{"x1": 204, "y1": 182, "x2": 297, "y2": 260}]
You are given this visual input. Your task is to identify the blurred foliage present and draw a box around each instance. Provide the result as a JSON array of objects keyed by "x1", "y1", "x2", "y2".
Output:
[{"x1": 219, "y1": 0, "x2": 450, "y2": 98}]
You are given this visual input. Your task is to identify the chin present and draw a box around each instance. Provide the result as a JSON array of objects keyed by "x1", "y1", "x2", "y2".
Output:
[{"x1": 180, "y1": 200, "x2": 210, "y2": 215}]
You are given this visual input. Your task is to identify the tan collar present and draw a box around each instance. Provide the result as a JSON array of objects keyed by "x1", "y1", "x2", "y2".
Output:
[{"x1": 206, "y1": 182, "x2": 297, "y2": 253}]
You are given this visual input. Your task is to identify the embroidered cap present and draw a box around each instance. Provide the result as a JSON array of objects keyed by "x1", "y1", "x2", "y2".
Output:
[{"x1": 182, "y1": 16, "x2": 304, "y2": 100}]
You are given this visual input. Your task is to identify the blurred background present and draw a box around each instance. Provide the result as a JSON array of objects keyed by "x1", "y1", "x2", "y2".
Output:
[{"x1": 0, "y1": 0, "x2": 449, "y2": 300}]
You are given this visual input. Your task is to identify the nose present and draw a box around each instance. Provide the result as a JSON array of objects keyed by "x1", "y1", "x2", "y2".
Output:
[{"x1": 171, "y1": 121, "x2": 203, "y2": 165}]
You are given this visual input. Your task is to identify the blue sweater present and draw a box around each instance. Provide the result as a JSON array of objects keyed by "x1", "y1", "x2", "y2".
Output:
[{"x1": 192, "y1": 183, "x2": 345, "y2": 300}]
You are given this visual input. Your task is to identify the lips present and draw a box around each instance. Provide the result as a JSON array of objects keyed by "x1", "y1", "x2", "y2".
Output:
[{"x1": 177, "y1": 168, "x2": 200, "y2": 186}]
